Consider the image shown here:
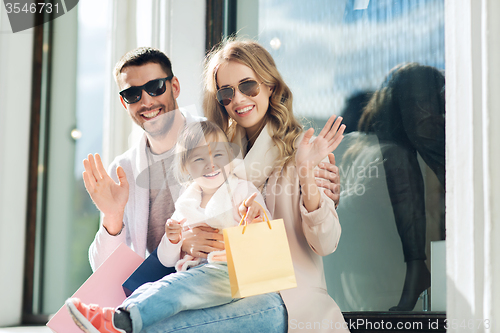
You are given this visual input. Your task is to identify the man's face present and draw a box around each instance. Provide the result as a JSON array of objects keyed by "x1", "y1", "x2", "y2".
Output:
[{"x1": 117, "y1": 63, "x2": 180, "y2": 138}]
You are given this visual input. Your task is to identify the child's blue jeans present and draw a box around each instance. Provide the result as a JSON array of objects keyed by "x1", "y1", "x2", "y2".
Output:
[{"x1": 120, "y1": 262, "x2": 287, "y2": 332}]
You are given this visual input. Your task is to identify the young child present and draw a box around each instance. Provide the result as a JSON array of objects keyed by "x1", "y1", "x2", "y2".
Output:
[
  {"x1": 65, "y1": 121, "x2": 270, "y2": 333},
  {"x1": 157, "y1": 120, "x2": 270, "y2": 271}
]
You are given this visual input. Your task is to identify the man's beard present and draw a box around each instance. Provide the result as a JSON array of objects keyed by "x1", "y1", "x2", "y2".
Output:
[
  {"x1": 139, "y1": 91, "x2": 178, "y2": 139},
  {"x1": 142, "y1": 105, "x2": 177, "y2": 138}
]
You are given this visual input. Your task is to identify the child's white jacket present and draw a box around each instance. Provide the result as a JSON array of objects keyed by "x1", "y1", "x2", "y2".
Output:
[{"x1": 157, "y1": 174, "x2": 270, "y2": 270}]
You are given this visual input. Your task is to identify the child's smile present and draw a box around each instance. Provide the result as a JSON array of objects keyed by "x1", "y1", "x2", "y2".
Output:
[
  {"x1": 203, "y1": 170, "x2": 221, "y2": 178},
  {"x1": 185, "y1": 139, "x2": 233, "y2": 193}
]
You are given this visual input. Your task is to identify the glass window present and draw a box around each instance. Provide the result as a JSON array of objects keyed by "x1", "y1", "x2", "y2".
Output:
[{"x1": 237, "y1": 0, "x2": 445, "y2": 313}]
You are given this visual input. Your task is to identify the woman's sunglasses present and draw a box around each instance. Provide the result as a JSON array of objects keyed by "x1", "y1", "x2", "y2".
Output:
[
  {"x1": 119, "y1": 76, "x2": 173, "y2": 104},
  {"x1": 216, "y1": 79, "x2": 263, "y2": 106}
]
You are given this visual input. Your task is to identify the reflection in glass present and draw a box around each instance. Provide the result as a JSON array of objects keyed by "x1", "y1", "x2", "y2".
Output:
[
  {"x1": 343, "y1": 63, "x2": 445, "y2": 311},
  {"x1": 255, "y1": 0, "x2": 445, "y2": 311}
]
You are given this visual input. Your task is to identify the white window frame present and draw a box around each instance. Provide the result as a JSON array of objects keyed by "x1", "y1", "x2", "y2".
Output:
[{"x1": 445, "y1": 0, "x2": 500, "y2": 330}]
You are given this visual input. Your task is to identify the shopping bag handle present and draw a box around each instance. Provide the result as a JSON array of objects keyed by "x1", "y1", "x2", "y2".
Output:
[{"x1": 238, "y1": 201, "x2": 272, "y2": 234}]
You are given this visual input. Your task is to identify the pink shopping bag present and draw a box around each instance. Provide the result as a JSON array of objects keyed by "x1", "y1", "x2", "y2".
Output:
[{"x1": 46, "y1": 243, "x2": 143, "y2": 333}]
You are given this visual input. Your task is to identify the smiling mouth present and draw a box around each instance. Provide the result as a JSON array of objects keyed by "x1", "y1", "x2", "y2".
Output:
[
  {"x1": 141, "y1": 108, "x2": 161, "y2": 119},
  {"x1": 235, "y1": 105, "x2": 253, "y2": 115},
  {"x1": 203, "y1": 170, "x2": 221, "y2": 178}
]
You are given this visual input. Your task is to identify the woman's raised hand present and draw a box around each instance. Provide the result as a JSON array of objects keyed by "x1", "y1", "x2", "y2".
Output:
[
  {"x1": 82, "y1": 153, "x2": 129, "y2": 235},
  {"x1": 295, "y1": 115, "x2": 345, "y2": 175}
]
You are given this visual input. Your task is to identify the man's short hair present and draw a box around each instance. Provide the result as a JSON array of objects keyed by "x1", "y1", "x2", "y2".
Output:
[{"x1": 114, "y1": 47, "x2": 174, "y2": 85}]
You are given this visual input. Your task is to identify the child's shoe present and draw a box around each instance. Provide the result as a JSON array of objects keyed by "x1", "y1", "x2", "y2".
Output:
[{"x1": 65, "y1": 298, "x2": 126, "y2": 333}]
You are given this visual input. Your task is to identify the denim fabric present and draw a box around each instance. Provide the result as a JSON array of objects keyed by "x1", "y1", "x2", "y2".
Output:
[
  {"x1": 120, "y1": 262, "x2": 287, "y2": 332},
  {"x1": 142, "y1": 292, "x2": 287, "y2": 333}
]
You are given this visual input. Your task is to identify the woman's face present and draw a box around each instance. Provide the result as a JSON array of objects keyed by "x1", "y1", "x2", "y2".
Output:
[
  {"x1": 185, "y1": 134, "x2": 232, "y2": 193},
  {"x1": 216, "y1": 61, "x2": 273, "y2": 139}
]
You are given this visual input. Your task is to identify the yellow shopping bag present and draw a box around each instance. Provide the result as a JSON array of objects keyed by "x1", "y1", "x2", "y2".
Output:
[{"x1": 223, "y1": 205, "x2": 297, "y2": 298}]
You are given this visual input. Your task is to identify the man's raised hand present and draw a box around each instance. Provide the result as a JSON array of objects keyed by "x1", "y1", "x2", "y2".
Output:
[{"x1": 83, "y1": 153, "x2": 129, "y2": 235}]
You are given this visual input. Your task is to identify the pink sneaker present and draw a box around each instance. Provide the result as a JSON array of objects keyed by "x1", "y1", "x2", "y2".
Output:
[{"x1": 65, "y1": 298, "x2": 125, "y2": 333}]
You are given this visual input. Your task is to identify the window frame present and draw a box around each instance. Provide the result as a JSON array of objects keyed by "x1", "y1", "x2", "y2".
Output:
[{"x1": 23, "y1": 13, "x2": 54, "y2": 325}]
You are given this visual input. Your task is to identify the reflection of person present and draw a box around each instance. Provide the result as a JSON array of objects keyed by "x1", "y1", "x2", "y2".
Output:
[
  {"x1": 340, "y1": 90, "x2": 374, "y2": 134},
  {"x1": 66, "y1": 121, "x2": 273, "y2": 333},
  {"x1": 357, "y1": 63, "x2": 445, "y2": 311},
  {"x1": 79, "y1": 47, "x2": 342, "y2": 331},
  {"x1": 203, "y1": 39, "x2": 349, "y2": 332}
]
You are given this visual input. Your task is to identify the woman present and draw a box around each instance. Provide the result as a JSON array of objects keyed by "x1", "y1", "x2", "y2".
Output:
[{"x1": 203, "y1": 39, "x2": 349, "y2": 333}]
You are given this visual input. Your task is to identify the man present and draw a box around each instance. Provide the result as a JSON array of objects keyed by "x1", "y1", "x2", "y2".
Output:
[
  {"x1": 84, "y1": 47, "x2": 208, "y2": 270},
  {"x1": 85, "y1": 46, "x2": 341, "y2": 271}
]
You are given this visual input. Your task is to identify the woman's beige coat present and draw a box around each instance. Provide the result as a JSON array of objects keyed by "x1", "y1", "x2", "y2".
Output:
[
  {"x1": 266, "y1": 165, "x2": 349, "y2": 333},
  {"x1": 232, "y1": 125, "x2": 350, "y2": 333}
]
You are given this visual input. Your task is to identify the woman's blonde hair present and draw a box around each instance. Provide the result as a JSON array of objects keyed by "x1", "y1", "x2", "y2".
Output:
[
  {"x1": 203, "y1": 38, "x2": 303, "y2": 168},
  {"x1": 174, "y1": 121, "x2": 235, "y2": 184}
]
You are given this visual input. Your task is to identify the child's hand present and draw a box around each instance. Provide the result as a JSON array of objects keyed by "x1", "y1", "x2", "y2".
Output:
[
  {"x1": 165, "y1": 218, "x2": 186, "y2": 244},
  {"x1": 239, "y1": 192, "x2": 266, "y2": 224},
  {"x1": 295, "y1": 115, "x2": 345, "y2": 176}
]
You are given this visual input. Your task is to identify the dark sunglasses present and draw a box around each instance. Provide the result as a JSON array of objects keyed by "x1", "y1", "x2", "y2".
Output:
[
  {"x1": 216, "y1": 79, "x2": 263, "y2": 106},
  {"x1": 119, "y1": 76, "x2": 173, "y2": 104}
]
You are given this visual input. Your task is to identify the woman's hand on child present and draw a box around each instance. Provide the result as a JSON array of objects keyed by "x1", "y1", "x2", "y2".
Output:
[
  {"x1": 239, "y1": 192, "x2": 265, "y2": 224},
  {"x1": 295, "y1": 115, "x2": 345, "y2": 176},
  {"x1": 315, "y1": 153, "x2": 340, "y2": 207},
  {"x1": 165, "y1": 218, "x2": 186, "y2": 244},
  {"x1": 82, "y1": 153, "x2": 129, "y2": 235}
]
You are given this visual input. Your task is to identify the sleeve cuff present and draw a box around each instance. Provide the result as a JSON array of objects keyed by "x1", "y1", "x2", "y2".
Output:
[
  {"x1": 299, "y1": 192, "x2": 335, "y2": 227},
  {"x1": 98, "y1": 223, "x2": 127, "y2": 242},
  {"x1": 104, "y1": 222, "x2": 125, "y2": 236},
  {"x1": 157, "y1": 235, "x2": 183, "y2": 267}
]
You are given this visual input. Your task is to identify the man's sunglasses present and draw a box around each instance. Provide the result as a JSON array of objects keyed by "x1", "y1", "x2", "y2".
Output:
[
  {"x1": 216, "y1": 79, "x2": 263, "y2": 106},
  {"x1": 119, "y1": 76, "x2": 173, "y2": 104}
]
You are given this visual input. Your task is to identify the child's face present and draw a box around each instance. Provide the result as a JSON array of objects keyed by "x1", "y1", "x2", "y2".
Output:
[{"x1": 185, "y1": 135, "x2": 232, "y2": 191}]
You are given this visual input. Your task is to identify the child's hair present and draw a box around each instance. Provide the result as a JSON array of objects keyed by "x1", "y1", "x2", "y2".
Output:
[
  {"x1": 203, "y1": 38, "x2": 303, "y2": 168},
  {"x1": 174, "y1": 121, "x2": 235, "y2": 184}
]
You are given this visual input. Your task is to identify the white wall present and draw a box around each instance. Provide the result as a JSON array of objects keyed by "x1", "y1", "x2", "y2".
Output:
[
  {"x1": 482, "y1": 0, "x2": 500, "y2": 326},
  {"x1": 0, "y1": 7, "x2": 34, "y2": 327}
]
